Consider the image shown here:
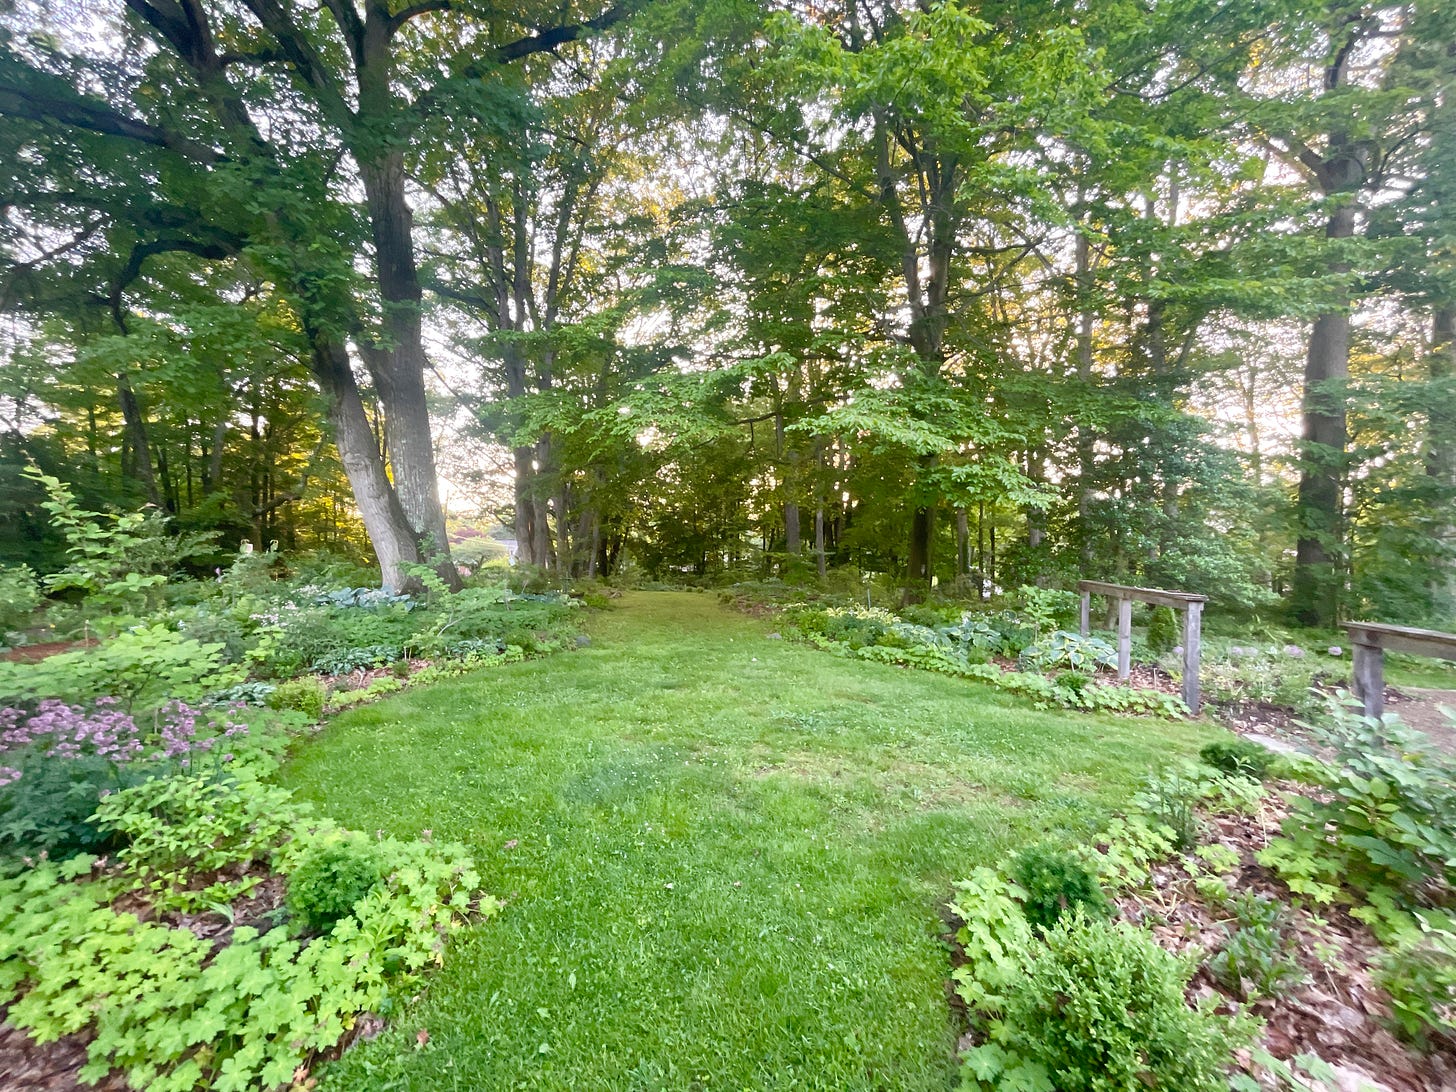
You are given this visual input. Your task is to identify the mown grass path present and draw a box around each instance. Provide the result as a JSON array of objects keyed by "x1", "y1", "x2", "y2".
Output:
[{"x1": 284, "y1": 591, "x2": 1216, "y2": 1091}]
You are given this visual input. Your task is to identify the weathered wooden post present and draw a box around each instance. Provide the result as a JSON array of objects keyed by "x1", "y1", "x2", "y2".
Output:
[
  {"x1": 1181, "y1": 600, "x2": 1202, "y2": 714},
  {"x1": 1116, "y1": 597, "x2": 1132, "y2": 681},
  {"x1": 1343, "y1": 621, "x2": 1456, "y2": 721},
  {"x1": 1077, "y1": 580, "x2": 1208, "y2": 714},
  {"x1": 1351, "y1": 637, "x2": 1385, "y2": 719}
]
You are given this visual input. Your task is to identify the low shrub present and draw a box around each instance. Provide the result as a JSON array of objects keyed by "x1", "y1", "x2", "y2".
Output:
[
  {"x1": 1135, "y1": 768, "x2": 1202, "y2": 851},
  {"x1": 96, "y1": 771, "x2": 299, "y2": 907},
  {"x1": 1145, "y1": 606, "x2": 1179, "y2": 655},
  {"x1": 1376, "y1": 914, "x2": 1456, "y2": 1050},
  {"x1": 1018, "y1": 630, "x2": 1116, "y2": 674},
  {"x1": 311, "y1": 644, "x2": 402, "y2": 676},
  {"x1": 265, "y1": 677, "x2": 326, "y2": 720},
  {"x1": 0, "y1": 833, "x2": 490, "y2": 1092},
  {"x1": 1012, "y1": 847, "x2": 1111, "y2": 932},
  {"x1": 1260, "y1": 707, "x2": 1456, "y2": 904},
  {"x1": 0, "y1": 626, "x2": 242, "y2": 711},
  {"x1": 1014, "y1": 585, "x2": 1081, "y2": 635},
  {"x1": 963, "y1": 916, "x2": 1250, "y2": 1092},
  {"x1": 1199, "y1": 738, "x2": 1275, "y2": 779},
  {"x1": 0, "y1": 700, "x2": 248, "y2": 857},
  {"x1": 0, "y1": 563, "x2": 41, "y2": 637},
  {"x1": 286, "y1": 836, "x2": 384, "y2": 934}
]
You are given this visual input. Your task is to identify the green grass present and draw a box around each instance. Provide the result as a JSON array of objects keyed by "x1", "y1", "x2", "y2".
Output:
[{"x1": 282, "y1": 591, "x2": 1217, "y2": 1091}]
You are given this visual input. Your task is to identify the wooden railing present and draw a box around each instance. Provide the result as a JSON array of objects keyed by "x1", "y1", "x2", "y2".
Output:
[
  {"x1": 1343, "y1": 621, "x2": 1456, "y2": 719},
  {"x1": 1078, "y1": 580, "x2": 1208, "y2": 713}
]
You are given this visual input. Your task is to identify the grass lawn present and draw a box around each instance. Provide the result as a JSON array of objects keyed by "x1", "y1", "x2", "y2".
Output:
[{"x1": 283, "y1": 591, "x2": 1219, "y2": 1091}]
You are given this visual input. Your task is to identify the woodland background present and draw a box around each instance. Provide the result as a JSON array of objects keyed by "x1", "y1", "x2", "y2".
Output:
[{"x1": 2, "y1": 0, "x2": 1454, "y2": 630}]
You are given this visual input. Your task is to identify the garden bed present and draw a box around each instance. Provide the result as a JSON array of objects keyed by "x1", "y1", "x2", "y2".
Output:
[{"x1": 945, "y1": 719, "x2": 1456, "y2": 1092}]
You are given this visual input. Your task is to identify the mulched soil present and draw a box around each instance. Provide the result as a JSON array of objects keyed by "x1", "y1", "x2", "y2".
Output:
[
  {"x1": 0, "y1": 1020, "x2": 128, "y2": 1092},
  {"x1": 1111, "y1": 787, "x2": 1456, "y2": 1091},
  {"x1": 1, "y1": 639, "x2": 97, "y2": 663}
]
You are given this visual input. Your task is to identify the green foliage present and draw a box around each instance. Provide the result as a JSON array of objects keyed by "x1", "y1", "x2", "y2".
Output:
[
  {"x1": 326, "y1": 677, "x2": 406, "y2": 711},
  {"x1": 0, "y1": 627, "x2": 241, "y2": 711},
  {"x1": 1134, "y1": 769, "x2": 1203, "y2": 851},
  {"x1": 1083, "y1": 813, "x2": 1178, "y2": 890},
  {"x1": 0, "y1": 564, "x2": 41, "y2": 636},
  {"x1": 0, "y1": 836, "x2": 489, "y2": 1092},
  {"x1": 311, "y1": 644, "x2": 403, "y2": 675},
  {"x1": 1013, "y1": 586, "x2": 1080, "y2": 636},
  {"x1": 0, "y1": 754, "x2": 128, "y2": 857},
  {"x1": 286, "y1": 835, "x2": 384, "y2": 934},
  {"x1": 1018, "y1": 630, "x2": 1116, "y2": 673},
  {"x1": 264, "y1": 677, "x2": 326, "y2": 721},
  {"x1": 1205, "y1": 893, "x2": 1306, "y2": 1001},
  {"x1": 1375, "y1": 913, "x2": 1456, "y2": 1049},
  {"x1": 948, "y1": 867, "x2": 1035, "y2": 1016},
  {"x1": 1261, "y1": 706, "x2": 1456, "y2": 904},
  {"x1": 963, "y1": 917, "x2": 1249, "y2": 1092},
  {"x1": 22, "y1": 468, "x2": 216, "y2": 616},
  {"x1": 791, "y1": 604, "x2": 1183, "y2": 717},
  {"x1": 1145, "y1": 607, "x2": 1178, "y2": 656},
  {"x1": 1011, "y1": 847, "x2": 1111, "y2": 932},
  {"x1": 1199, "y1": 739, "x2": 1275, "y2": 780},
  {"x1": 1194, "y1": 644, "x2": 1332, "y2": 717},
  {"x1": 95, "y1": 773, "x2": 301, "y2": 908}
]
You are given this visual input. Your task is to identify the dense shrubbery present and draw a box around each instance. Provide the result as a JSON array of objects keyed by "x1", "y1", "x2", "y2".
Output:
[
  {"x1": 783, "y1": 602, "x2": 1186, "y2": 717},
  {"x1": 950, "y1": 867, "x2": 1249, "y2": 1092},
  {"x1": 0, "y1": 699, "x2": 251, "y2": 855},
  {"x1": 0, "y1": 495, "x2": 591, "y2": 1088},
  {"x1": 0, "y1": 821, "x2": 491, "y2": 1091},
  {"x1": 1258, "y1": 705, "x2": 1456, "y2": 906}
]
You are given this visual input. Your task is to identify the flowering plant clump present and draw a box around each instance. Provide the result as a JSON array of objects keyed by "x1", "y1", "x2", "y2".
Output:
[{"x1": 0, "y1": 698, "x2": 246, "y2": 785}]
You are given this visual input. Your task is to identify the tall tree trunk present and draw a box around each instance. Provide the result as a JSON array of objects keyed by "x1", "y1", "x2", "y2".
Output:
[
  {"x1": 116, "y1": 375, "x2": 163, "y2": 507},
  {"x1": 1430, "y1": 306, "x2": 1456, "y2": 617},
  {"x1": 357, "y1": 153, "x2": 458, "y2": 589},
  {"x1": 907, "y1": 497, "x2": 933, "y2": 586},
  {"x1": 815, "y1": 506, "x2": 827, "y2": 578},
  {"x1": 202, "y1": 419, "x2": 227, "y2": 495},
  {"x1": 956, "y1": 506, "x2": 970, "y2": 577},
  {"x1": 1291, "y1": 198, "x2": 1356, "y2": 627},
  {"x1": 1074, "y1": 226, "x2": 1097, "y2": 569},
  {"x1": 532, "y1": 437, "x2": 554, "y2": 568},
  {"x1": 308, "y1": 332, "x2": 421, "y2": 590}
]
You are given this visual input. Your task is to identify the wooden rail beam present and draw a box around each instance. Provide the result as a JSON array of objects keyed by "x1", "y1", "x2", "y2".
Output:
[{"x1": 1343, "y1": 621, "x2": 1456, "y2": 720}]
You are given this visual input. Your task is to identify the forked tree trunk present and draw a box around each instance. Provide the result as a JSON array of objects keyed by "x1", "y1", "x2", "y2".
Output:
[
  {"x1": 357, "y1": 152, "x2": 459, "y2": 589},
  {"x1": 309, "y1": 333, "x2": 421, "y2": 590}
]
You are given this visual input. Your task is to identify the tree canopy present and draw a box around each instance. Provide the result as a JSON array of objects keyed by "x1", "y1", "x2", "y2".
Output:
[{"x1": 3, "y1": 0, "x2": 1453, "y2": 625}]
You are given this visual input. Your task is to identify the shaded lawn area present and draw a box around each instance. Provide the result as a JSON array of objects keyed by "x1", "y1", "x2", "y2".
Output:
[{"x1": 283, "y1": 591, "x2": 1218, "y2": 1091}]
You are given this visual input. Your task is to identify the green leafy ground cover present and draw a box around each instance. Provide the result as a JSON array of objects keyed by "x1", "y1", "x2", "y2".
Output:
[{"x1": 286, "y1": 591, "x2": 1218, "y2": 1090}]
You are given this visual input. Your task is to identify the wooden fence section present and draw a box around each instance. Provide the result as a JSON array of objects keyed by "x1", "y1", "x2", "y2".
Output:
[
  {"x1": 1343, "y1": 621, "x2": 1456, "y2": 719},
  {"x1": 1077, "y1": 580, "x2": 1208, "y2": 714}
]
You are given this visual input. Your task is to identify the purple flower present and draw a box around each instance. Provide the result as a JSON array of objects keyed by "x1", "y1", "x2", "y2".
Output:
[{"x1": 0, "y1": 699, "x2": 249, "y2": 786}]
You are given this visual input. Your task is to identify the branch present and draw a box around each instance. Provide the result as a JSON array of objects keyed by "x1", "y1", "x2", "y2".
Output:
[
  {"x1": 236, "y1": 0, "x2": 356, "y2": 129},
  {"x1": 0, "y1": 84, "x2": 219, "y2": 164},
  {"x1": 108, "y1": 233, "x2": 245, "y2": 331},
  {"x1": 496, "y1": 4, "x2": 631, "y2": 62},
  {"x1": 415, "y1": 1, "x2": 633, "y2": 116},
  {"x1": 387, "y1": 0, "x2": 455, "y2": 33},
  {"x1": 254, "y1": 436, "x2": 329, "y2": 516},
  {"x1": 320, "y1": 0, "x2": 365, "y2": 64}
]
